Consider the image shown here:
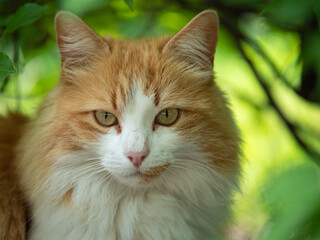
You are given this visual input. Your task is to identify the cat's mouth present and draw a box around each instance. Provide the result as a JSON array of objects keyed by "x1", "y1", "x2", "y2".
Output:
[
  {"x1": 125, "y1": 163, "x2": 171, "y2": 181},
  {"x1": 126, "y1": 172, "x2": 151, "y2": 178}
]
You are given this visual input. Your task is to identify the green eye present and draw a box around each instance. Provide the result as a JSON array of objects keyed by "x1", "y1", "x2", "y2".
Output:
[
  {"x1": 155, "y1": 108, "x2": 179, "y2": 126},
  {"x1": 94, "y1": 110, "x2": 118, "y2": 126}
]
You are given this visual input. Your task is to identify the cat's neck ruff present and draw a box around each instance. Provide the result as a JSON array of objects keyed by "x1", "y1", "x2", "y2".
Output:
[{"x1": 30, "y1": 148, "x2": 233, "y2": 240}]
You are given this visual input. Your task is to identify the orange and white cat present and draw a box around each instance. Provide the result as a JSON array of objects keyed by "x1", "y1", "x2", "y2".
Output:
[{"x1": 0, "y1": 10, "x2": 240, "y2": 240}]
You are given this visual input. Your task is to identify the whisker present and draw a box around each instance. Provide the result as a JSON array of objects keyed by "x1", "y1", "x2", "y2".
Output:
[
  {"x1": 55, "y1": 158, "x2": 101, "y2": 167},
  {"x1": 172, "y1": 159, "x2": 258, "y2": 206},
  {"x1": 171, "y1": 164, "x2": 232, "y2": 201},
  {"x1": 175, "y1": 160, "x2": 238, "y2": 188},
  {"x1": 68, "y1": 166, "x2": 105, "y2": 184},
  {"x1": 77, "y1": 168, "x2": 108, "y2": 183}
]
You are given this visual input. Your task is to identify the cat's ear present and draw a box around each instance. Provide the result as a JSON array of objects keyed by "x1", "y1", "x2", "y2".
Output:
[
  {"x1": 163, "y1": 10, "x2": 219, "y2": 71},
  {"x1": 55, "y1": 11, "x2": 108, "y2": 68}
]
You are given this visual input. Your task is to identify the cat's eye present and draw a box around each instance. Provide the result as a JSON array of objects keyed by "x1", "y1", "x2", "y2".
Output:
[
  {"x1": 155, "y1": 108, "x2": 180, "y2": 126},
  {"x1": 94, "y1": 110, "x2": 118, "y2": 127}
]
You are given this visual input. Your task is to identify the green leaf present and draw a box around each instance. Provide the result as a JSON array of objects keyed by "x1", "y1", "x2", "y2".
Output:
[
  {"x1": 261, "y1": 165, "x2": 320, "y2": 240},
  {"x1": 3, "y1": 3, "x2": 46, "y2": 35},
  {"x1": 0, "y1": 16, "x2": 9, "y2": 27},
  {"x1": 123, "y1": 0, "x2": 133, "y2": 11},
  {"x1": 0, "y1": 53, "x2": 15, "y2": 83}
]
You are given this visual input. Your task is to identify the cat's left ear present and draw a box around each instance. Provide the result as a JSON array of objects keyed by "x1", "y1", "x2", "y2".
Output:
[
  {"x1": 55, "y1": 11, "x2": 108, "y2": 69},
  {"x1": 163, "y1": 10, "x2": 219, "y2": 71}
]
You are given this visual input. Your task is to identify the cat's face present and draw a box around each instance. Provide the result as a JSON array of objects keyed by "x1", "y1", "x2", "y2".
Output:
[
  {"x1": 95, "y1": 87, "x2": 189, "y2": 187},
  {"x1": 46, "y1": 10, "x2": 240, "y2": 189}
]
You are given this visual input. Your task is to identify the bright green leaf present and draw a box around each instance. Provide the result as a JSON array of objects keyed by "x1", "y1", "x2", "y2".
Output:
[
  {"x1": 123, "y1": 0, "x2": 133, "y2": 11},
  {"x1": 261, "y1": 165, "x2": 320, "y2": 240},
  {"x1": 0, "y1": 53, "x2": 15, "y2": 83},
  {"x1": 3, "y1": 3, "x2": 46, "y2": 35}
]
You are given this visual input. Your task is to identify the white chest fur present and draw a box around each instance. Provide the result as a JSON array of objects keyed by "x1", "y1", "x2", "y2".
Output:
[{"x1": 29, "y1": 172, "x2": 228, "y2": 240}]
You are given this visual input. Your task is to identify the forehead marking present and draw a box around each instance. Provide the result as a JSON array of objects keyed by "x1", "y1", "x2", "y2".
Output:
[
  {"x1": 154, "y1": 90, "x2": 160, "y2": 107},
  {"x1": 119, "y1": 84, "x2": 126, "y2": 106},
  {"x1": 111, "y1": 90, "x2": 117, "y2": 111}
]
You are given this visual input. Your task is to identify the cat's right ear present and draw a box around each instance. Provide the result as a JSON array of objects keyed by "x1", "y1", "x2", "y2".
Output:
[
  {"x1": 163, "y1": 10, "x2": 219, "y2": 73},
  {"x1": 55, "y1": 11, "x2": 108, "y2": 69}
]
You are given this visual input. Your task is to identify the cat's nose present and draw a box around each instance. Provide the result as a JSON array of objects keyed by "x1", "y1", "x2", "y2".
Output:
[{"x1": 126, "y1": 151, "x2": 149, "y2": 167}]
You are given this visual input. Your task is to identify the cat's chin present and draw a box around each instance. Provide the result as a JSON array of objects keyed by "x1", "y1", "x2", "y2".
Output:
[
  {"x1": 115, "y1": 170, "x2": 163, "y2": 188},
  {"x1": 113, "y1": 163, "x2": 171, "y2": 188}
]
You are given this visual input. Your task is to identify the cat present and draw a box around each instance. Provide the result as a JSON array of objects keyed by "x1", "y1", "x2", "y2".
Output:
[{"x1": 0, "y1": 10, "x2": 241, "y2": 240}]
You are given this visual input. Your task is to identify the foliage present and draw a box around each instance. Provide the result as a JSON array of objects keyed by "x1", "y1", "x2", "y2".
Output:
[
  {"x1": 0, "y1": 0, "x2": 319, "y2": 239},
  {"x1": 260, "y1": 163, "x2": 320, "y2": 240},
  {"x1": 123, "y1": 0, "x2": 133, "y2": 11},
  {"x1": 0, "y1": 53, "x2": 15, "y2": 83},
  {"x1": 2, "y1": 3, "x2": 47, "y2": 36}
]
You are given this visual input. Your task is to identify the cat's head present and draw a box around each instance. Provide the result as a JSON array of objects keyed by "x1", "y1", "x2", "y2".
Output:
[{"x1": 31, "y1": 10, "x2": 239, "y2": 190}]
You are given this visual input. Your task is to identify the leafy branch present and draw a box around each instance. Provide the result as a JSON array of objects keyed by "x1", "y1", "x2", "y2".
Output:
[
  {"x1": 0, "y1": 3, "x2": 46, "y2": 94},
  {"x1": 172, "y1": 0, "x2": 320, "y2": 157}
]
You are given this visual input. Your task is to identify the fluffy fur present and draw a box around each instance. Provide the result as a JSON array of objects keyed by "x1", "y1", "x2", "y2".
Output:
[
  {"x1": 0, "y1": 10, "x2": 240, "y2": 240},
  {"x1": 0, "y1": 113, "x2": 28, "y2": 240}
]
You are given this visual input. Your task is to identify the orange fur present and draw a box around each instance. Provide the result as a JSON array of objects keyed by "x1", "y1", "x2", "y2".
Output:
[{"x1": 0, "y1": 10, "x2": 240, "y2": 239}]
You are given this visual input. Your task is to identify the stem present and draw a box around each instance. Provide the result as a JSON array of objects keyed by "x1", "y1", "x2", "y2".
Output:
[
  {"x1": 0, "y1": 76, "x2": 9, "y2": 92},
  {"x1": 12, "y1": 31, "x2": 20, "y2": 110},
  {"x1": 235, "y1": 37, "x2": 311, "y2": 152},
  {"x1": 220, "y1": 15, "x2": 319, "y2": 156}
]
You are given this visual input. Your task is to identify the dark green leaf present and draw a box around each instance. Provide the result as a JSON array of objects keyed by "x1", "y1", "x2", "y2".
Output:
[
  {"x1": 315, "y1": 4, "x2": 320, "y2": 31},
  {"x1": 264, "y1": 0, "x2": 314, "y2": 29},
  {"x1": 3, "y1": 3, "x2": 46, "y2": 35},
  {"x1": 123, "y1": 0, "x2": 133, "y2": 11},
  {"x1": 0, "y1": 16, "x2": 9, "y2": 27},
  {"x1": 0, "y1": 53, "x2": 15, "y2": 83}
]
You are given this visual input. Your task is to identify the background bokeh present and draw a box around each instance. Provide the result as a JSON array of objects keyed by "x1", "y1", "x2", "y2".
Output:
[{"x1": 0, "y1": 0, "x2": 320, "y2": 239}]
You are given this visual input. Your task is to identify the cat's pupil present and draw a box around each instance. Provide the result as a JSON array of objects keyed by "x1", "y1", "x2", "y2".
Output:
[
  {"x1": 104, "y1": 112, "x2": 108, "y2": 119},
  {"x1": 165, "y1": 110, "x2": 168, "y2": 118}
]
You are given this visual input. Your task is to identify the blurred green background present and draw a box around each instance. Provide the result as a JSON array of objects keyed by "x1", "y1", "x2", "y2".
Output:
[{"x1": 0, "y1": 0, "x2": 320, "y2": 239}]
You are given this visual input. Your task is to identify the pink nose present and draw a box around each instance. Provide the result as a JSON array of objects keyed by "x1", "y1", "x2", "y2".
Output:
[{"x1": 126, "y1": 151, "x2": 149, "y2": 167}]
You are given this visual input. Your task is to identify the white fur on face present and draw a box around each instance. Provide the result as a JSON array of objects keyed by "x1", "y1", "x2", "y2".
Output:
[{"x1": 97, "y1": 87, "x2": 184, "y2": 187}]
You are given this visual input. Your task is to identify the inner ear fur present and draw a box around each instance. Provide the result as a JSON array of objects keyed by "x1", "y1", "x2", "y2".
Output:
[
  {"x1": 163, "y1": 10, "x2": 219, "y2": 70},
  {"x1": 55, "y1": 11, "x2": 108, "y2": 69}
]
